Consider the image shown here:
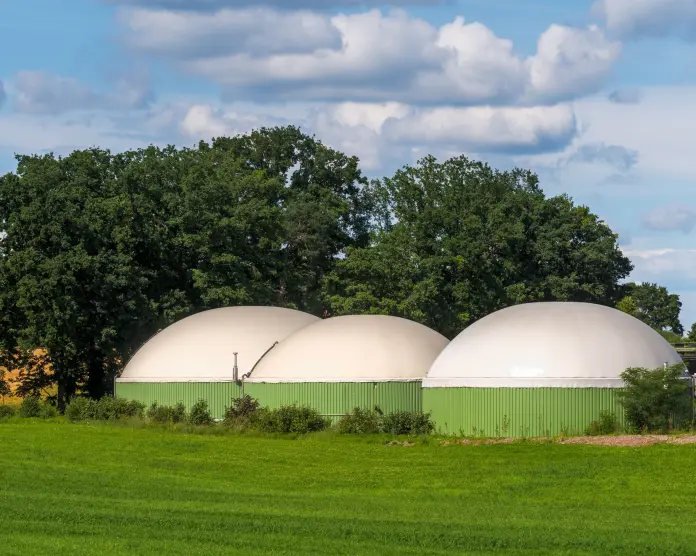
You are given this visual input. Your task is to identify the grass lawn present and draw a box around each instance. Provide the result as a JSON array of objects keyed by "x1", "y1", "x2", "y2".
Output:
[{"x1": 2, "y1": 420, "x2": 696, "y2": 555}]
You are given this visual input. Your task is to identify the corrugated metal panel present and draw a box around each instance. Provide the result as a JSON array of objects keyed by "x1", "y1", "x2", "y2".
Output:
[
  {"x1": 423, "y1": 387, "x2": 625, "y2": 437},
  {"x1": 244, "y1": 381, "x2": 422, "y2": 418},
  {"x1": 115, "y1": 382, "x2": 242, "y2": 420}
]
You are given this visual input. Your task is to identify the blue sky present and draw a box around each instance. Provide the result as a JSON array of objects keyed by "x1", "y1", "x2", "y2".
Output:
[{"x1": 1, "y1": 0, "x2": 696, "y2": 329}]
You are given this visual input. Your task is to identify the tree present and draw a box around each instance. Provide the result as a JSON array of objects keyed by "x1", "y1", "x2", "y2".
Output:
[
  {"x1": 686, "y1": 322, "x2": 696, "y2": 342},
  {"x1": 618, "y1": 364, "x2": 692, "y2": 432},
  {"x1": 206, "y1": 127, "x2": 373, "y2": 313},
  {"x1": 0, "y1": 149, "x2": 170, "y2": 409},
  {"x1": 324, "y1": 155, "x2": 633, "y2": 337},
  {"x1": 0, "y1": 369, "x2": 10, "y2": 402},
  {"x1": 616, "y1": 282, "x2": 683, "y2": 335}
]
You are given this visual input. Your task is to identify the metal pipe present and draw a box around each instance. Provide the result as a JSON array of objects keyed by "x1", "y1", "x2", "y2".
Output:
[
  {"x1": 233, "y1": 352, "x2": 238, "y2": 382},
  {"x1": 242, "y1": 341, "x2": 279, "y2": 380}
]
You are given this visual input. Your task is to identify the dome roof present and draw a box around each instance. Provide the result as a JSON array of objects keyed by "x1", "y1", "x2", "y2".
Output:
[
  {"x1": 246, "y1": 315, "x2": 449, "y2": 382},
  {"x1": 119, "y1": 306, "x2": 320, "y2": 382},
  {"x1": 424, "y1": 302, "x2": 683, "y2": 388}
]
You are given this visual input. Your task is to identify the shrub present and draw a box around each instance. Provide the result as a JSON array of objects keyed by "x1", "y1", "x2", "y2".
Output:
[
  {"x1": 337, "y1": 408, "x2": 381, "y2": 434},
  {"x1": 585, "y1": 411, "x2": 619, "y2": 436},
  {"x1": 258, "y1": 405, "x2": 329, "y2": 434},
  {"x1": 146, "y1": 402, "x2": 188, "y2": 424},
  {"x1": 93, "y1": 397, "x2": 146, "y2": 420},
  {"x1": 0, "y1": 405, "x2": 16, "y2": 419},
  {"x1": 618, "y1": 364, "x2": 693, "y2": 432},
  {"x1": 19, "y1": 396, "x2": 43, "y2": 418},
  {"x1": 188, "y1": 399, "x2": 213, "y2": 426},
  {"x1": 38, "y1": 402, "x2": 59, "y2": 419},
  {"x1": 223, "y1": 395, "x2": 261, "y2": 427},
  {"x1": 65, "y1": 397, "x2": 98, "y2": 422},
  {"x1": 381, "y1": 411, "x2": 435, "y2": 436}
]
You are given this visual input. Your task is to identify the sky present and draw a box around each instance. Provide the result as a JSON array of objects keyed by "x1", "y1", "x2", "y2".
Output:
[{"x1": 1, "y1": 0, "x2": 696, "y2": 328}]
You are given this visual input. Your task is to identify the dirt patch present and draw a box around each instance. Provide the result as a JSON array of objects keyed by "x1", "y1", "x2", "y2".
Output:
[
  {"x1": 439, "y1": 435, "x2": 696, "y2": 447},
  {"x1": 386, "y1": 441, "x2": 415, "y2": 447}
]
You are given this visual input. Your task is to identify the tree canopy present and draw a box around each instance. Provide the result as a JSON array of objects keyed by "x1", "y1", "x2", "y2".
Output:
[
  {"x1": 616, "y1": 282, "x2": 683, "y2": 336},
  {"x1": 0, "y1": 127, "x2": 639, "y2": 408}
]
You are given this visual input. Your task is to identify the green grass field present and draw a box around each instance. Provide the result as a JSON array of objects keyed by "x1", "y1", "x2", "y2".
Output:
[{"x1": 2, "y1": 420, "x2": 696, "y2": 555}]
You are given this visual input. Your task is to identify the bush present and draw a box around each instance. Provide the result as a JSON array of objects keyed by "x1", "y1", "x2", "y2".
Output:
[
  {"x1": 337, "y1": 408, "x2": 381, "y2": 434},
  {"x1": 19, "y1": 396, "x2": 43, "y2": 418},
  {"x1": 38, "y1": 402, "x2": 59, "y2": 419},
  {"x1": 381, "y1": 411, "x2": 435, "y2": 436},
  {"x1": 258, "y1": 405, "x2": 329, "y2": 434},
  {"x1": 65, "y1": 397, "x2": 98, "y2": 421},
  {"x1": 0, "y1": 405, "x2": 16, "y2": 419},
  {"x1": 618, "y1": 364, "x2": 693, "y2": 432},
  {"x1": 93, "y1": 397, "x2": 146, "y2": 420},
  {"x1": 223, "y1": 395, "x2": 261, "y2": 427},
  {"x1": 146, "y1": 402, "x2": 188, "y2": 424},
  {"x1": 585, "y1": 411, "x2": 619, "y2": 436},
  {"x1": 188, "y1": 399, "x2": 213, "y2": 426}
]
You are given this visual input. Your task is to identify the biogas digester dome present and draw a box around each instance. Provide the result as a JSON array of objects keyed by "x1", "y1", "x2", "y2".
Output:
[
  {"x1": 422, "y1": 302, "x2": 683, "y2": 437},
  {"x1": 115, "y1": 306, "x2": 319, "y2": 418},
  {"x1": 244, "y1": 315, "x2": 449, "y2": 416}
]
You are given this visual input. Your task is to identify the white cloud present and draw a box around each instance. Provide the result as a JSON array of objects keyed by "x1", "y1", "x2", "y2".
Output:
[
  {"x1": 108, "y1": 0, "x2": 445, "y2": 9},
  {"x1": 625, "y1": 248, "x2": 696, "y2": 284},
  {"x1": 11, "y1": 70, "x2": 152, "y2": 115},
  {"x1": 564, "y1": 87, "x2": 696, "y2": 181},
  {"x1": 121, "y1": 8, "x2": 619, "y2": 105},
  {"x1": 564, "y1": 142, "x2": 638, "y2": 171},
  {"x1": 608, "y1": 88, "x2": 642, "y2": 104},
  {"x1": 594, "y1": 0, "x2": 696, "y2": 39},
  {"x1": 526, "y1": 24, "x2": 621, "y2": 102},
  {"x1": 179, "y1": 101, "x2": 578, "y2": 165},
  {"x1": 122, "y1": 7, "x2": 342, "y2": 58},
  {"x1": 643, "y1": 204, "x2": 696, "y2": 233},
  {"x1": 382, "y1": 104, "x2": 576, "y2": 153}
]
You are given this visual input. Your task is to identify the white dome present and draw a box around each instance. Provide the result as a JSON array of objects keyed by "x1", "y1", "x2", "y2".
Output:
[
  {"x1": 424, "y1": 302, "x2": 683, "y2": 388},
  {"x1": 247, "y1": 315, "x2": 449, "y2": 382},
  {"x1": 119, "y1": 306, "x2": 320, "y2": 382}
]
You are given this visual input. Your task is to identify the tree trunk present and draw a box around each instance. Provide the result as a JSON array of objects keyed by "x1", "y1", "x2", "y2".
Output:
[{"x1": 57, "y1": 380, "x2": 66, "y2": 414}]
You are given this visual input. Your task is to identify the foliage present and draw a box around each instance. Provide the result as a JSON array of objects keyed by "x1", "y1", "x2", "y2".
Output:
[
  {"x1": 618, "y1": 365, "x2": 693, "y2": 432},
  {"x1": 257, "y1": 405, "x2": 329, "y2": 434},
  {"x1": 223, "y1": 395, "x2": 261, "y2": 427},
  {"x1": 65, "y1": 397, "x2": 97, "y2": 422},
  {"x1": 66, "y1": 396, "x2": 146, "y2": 422},
  {"x1": 686, "y1": 323, "x2": 696, "y2": 342},
  {"x1": 0, "y1": 368, "x2": 10, "y2": 400},
  {"x1": 0, "y1": 404, "x2": 15, "y2": 419},
  {"x1": 617, "y1": 282, "x2": 683, "y2": 335},
  {"x1": 336, "y1": 407, "x2": 434, "y2": 435},
  {"x1": 337, "y1": 407, "x2": 382, "y2": 434},
  {"x1": 188, "y1": 399, "x2": 214, "y2": 426},
  {"x1": 19, "y1": 396, "x2": 43, "y2": 418},
  {"x1": 324, "y1": 155, "x2": 633, "y2": 337},
  {"x1": 585, "y1": 411, "x2": 620, "y2": 436},
  {"x1": 380, "y1": 411, "x2": 435, "y2": 436},
  {"x1": 146, "y1": 402, "x2": 188, "y2": 424}
]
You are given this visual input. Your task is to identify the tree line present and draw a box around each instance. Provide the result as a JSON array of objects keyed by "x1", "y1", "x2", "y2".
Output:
[{"x1": 0, "y1": 126, "x2": 689, "y2": 409}]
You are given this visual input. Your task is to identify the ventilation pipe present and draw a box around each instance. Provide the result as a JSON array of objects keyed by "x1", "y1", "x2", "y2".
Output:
[{"x1": 233, "y1": 352, "x2": 239, "y2": 382}]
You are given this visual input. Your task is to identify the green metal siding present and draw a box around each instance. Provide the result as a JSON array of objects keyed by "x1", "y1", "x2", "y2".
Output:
[
  {"x1": 423, "y1": 387, "x2": 625, "y2": 437},
  {"x1": 244, "y1": 381, "x2": 422, "y2": 417},
  {"x1": 115, "y1": 381, "x2": 242, "y2": 419}
]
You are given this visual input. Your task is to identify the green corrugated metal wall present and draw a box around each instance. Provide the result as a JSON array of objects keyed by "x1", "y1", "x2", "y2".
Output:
[
  {"x1": 244, "y1": 381, "x2": 422, "y2": 417},
  {"x1": 423, "y1": 387, "x2": 625, "y2": 437},
  {"x1": 115, "y1": 381, "x2": 242, "y2": 419}
]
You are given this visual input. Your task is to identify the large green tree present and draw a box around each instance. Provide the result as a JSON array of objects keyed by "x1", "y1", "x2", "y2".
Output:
[
  {"x1": 324, "y1": 155, "x2": 633, "y2": 338},
  {"x1": 0, "y1": 127, "x2": 375, "y2": 407},
  {"x1": 616, "y1": 282, "x2": 683, "y2": 336},
  {"x1": 206, "y1": 127, "x2": 373, "y2": 313}
]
